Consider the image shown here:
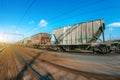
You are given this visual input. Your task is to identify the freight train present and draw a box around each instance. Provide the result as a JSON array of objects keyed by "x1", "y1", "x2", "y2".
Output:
[{"x1": 16, "y1": 19, "x2": 120, "y2": 53}]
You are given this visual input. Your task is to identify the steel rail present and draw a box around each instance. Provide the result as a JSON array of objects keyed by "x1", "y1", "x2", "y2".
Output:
[{"x1": 15, "y1": 51, "x2": 48, "y2": 80}]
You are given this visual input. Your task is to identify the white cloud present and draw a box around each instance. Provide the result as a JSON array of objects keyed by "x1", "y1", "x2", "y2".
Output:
[
  {"x1": 39, "y1": 19, "x2": 48, "y2": 27},
  {"x1": 29, "y1": 20, "x2": 34, "y2": 24},
  {"x1": 108, "y1": 22, "x2": 120, "y2": 27}
]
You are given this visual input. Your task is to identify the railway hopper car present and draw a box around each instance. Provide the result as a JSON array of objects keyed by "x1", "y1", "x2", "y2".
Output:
[
  {"x1": 54, "y1": 19, "x2": 106, "y2": 52},
  {"x1": 31, "y1": 33, "x2": 51, "y2": 48}
]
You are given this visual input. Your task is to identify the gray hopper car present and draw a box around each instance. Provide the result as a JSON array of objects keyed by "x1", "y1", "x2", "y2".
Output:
[{"x1": 54, "y1": 19, "x2": 105, "y2": 51}]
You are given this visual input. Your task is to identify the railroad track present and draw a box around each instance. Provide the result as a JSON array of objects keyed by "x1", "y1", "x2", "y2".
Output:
[
  {"x1": 14, "y1": 49, "x2": 54, "y2": 80},
  {"x1": 0, "y1": 46, "x2": 119, "y2": 80},
  {"x1": 16, "y1": 46, "x2": 120, "y2": 80}
]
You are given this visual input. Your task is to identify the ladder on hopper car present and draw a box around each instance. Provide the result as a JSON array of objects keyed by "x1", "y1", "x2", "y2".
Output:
[
  {"x1": 86, "y1": 23, "x2": 105, "y2": 50},
  {"x1": 53, "y1": 34, "x2": 66, "y2": 51},
  {"x1": 88, "y1": 23, "x2": 105, "y2": 43}
]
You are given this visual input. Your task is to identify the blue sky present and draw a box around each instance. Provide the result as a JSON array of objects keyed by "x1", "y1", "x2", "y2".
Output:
[{"x1": 0, "y1": 0, "x2": 120, "y2": 42}]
